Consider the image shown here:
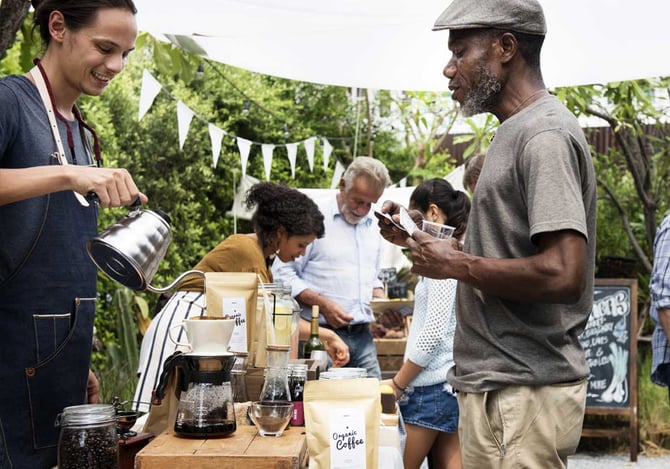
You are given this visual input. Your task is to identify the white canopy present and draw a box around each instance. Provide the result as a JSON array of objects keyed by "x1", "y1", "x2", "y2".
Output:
[{"x1": 134, "y1": 0, "x2": 670, "y2": 91}]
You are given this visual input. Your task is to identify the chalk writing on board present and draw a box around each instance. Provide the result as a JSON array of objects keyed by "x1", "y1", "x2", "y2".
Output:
[{"x1": 579, "y1": 286, "x2": 631, "y2": 407}]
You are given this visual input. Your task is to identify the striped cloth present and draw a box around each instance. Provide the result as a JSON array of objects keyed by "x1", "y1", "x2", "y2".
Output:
[{"x1": 132, "y1": 291, "x2": 206, "y2": 412}]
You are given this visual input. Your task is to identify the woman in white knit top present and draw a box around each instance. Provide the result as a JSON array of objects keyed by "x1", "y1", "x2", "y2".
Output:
[{"x1": 384, "y1": 179, "x2": 470, "y2": 469}]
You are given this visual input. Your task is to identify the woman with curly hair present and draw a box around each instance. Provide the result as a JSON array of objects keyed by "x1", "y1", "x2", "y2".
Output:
[{"x1": 133, "y1": 182, "x2": 349, "y2": 420}]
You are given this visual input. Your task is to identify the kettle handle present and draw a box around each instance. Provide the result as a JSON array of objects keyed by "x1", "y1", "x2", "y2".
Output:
[{"x1": 85, "y1": 193, "x2": 143, "y2": 207}]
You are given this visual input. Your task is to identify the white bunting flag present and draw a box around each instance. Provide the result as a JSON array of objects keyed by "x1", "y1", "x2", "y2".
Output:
[
  {"x1": 286, "y1": 143, "x2": 298, "y2": 178},
  {"x1": 236, "y1": 137, "x2": 252, "y2": 178},
  {"x1": 261, "y1": 144, "x2": 275, "y2": 181},
  {"x1": 322, "y1": 138, "x2": 333, "y2": 172},
  {"x1": 208, "y1": 124, "x2": 225, "y2": 168},
  {"x1": 138, "y1": 70, "x2": 162, "y2": 122},
  {"x1": 176, "y1": 101, "x2": 195, "y2": 150},
  {"x1": 330, "y1": 160, "x2": 346, "y2": 189},
  {"x1": 304, "y1": 137, "x2": 316, "y2": 172}
]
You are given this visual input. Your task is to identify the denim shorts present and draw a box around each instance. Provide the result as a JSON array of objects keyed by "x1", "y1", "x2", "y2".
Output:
[{"x1": 398, "y1": 382, "x2": 459, "y2": 432}]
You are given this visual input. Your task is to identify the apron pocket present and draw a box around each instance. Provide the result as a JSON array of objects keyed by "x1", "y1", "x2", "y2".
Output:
[
  {"x1": 26, "y1": 298, "x2": 96, "y2": 449},
  {"x1": 33, "y1": 313, "x2": 71, "y2": 363}
]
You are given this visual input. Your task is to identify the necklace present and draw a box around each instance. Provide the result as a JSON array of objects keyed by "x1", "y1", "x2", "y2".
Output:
[{"x1": 506, "y1": 89, "x2": 547, "y2": 120}]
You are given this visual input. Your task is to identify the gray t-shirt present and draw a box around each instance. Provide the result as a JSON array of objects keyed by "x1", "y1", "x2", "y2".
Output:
[
  {"x1": 0, "y1": 75, "x2": 94, "y2": 283},
  {"x1": 448, "y1": 95, "x2": 597, "y2": 393}
]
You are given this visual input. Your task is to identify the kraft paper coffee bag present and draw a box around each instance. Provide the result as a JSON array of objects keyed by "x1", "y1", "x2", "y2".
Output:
[
  {"x1": 304, "y1": 378, "x2": 380, "y2": 469},
  {"x1": 205, "y1": 272, "x2": 258, "y2": 358}
]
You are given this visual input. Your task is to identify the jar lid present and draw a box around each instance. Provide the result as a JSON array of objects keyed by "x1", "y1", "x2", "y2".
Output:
[
  {"x1": 59, "y1": 404, "x2": 116, "y2": 426},
  {"x1": 289, "y1": 363, "x2": 308, "y2": 376}
]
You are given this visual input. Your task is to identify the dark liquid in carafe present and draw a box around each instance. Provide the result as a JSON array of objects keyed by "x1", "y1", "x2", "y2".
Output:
[{"x1": 174, "y1": 421, "x2": 236, "y2": 437}]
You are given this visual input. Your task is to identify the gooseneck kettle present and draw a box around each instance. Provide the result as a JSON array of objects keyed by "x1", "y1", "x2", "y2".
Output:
[{"x1": 86, "y1": 200, "x2": 204, "y2": 292}]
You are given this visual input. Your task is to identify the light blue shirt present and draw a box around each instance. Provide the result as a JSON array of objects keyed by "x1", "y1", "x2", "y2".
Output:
[{"x1": 272, "y1": 195, "x2": 383, "y2": 325}]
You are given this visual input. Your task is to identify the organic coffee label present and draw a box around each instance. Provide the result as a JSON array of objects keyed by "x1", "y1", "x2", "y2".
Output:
[
  {"x1": 329, "y1": 407, "x2": 366, "y2": 469},
  {"x1": 224, "y1": 297, "x2": 247, "y2": 352}
]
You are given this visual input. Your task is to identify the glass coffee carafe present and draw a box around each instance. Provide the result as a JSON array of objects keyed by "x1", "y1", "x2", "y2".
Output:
[{"x1": 152, "y1": 352, "x2": 236, "y2": 438}]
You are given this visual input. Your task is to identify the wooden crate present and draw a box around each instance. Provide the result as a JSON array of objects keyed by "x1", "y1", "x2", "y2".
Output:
[
  {"x1": 374, "y1": 338, "x2": 406, "y2": 372},
  {"x1": 135, "y1": 426, "x2": 307, "y2": 469}
]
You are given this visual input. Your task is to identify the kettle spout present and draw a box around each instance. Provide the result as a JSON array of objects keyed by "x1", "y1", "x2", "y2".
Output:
[{"x1": 146, "y1": 270, "x2": 205, "y2": 294}]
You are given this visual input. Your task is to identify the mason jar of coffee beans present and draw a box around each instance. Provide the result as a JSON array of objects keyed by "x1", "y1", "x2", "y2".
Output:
[{"x1": 57, "y1": 404, "x2": 119, "y2": 469}]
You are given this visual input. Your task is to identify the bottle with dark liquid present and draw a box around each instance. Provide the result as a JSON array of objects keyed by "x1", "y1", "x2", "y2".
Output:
[
  {"x1": 303, "y1": 305, "x2": 325, "y2": 358},
  {"x1": 289, "y1": 364, "x2": 307, "y2": 426}
]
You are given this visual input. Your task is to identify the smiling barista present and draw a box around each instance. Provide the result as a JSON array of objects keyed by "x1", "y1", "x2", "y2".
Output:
[{"x1": 0, "y1": 1, "x2": 146, "y2": 467}]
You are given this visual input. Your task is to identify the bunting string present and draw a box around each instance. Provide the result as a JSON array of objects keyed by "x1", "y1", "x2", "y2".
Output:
[
  {"x1": 138, "y1": 68, "x2": 339, "y2": 179},
  {"x1": 137, "y1": 69, "x2": 417, "y2": 187}
]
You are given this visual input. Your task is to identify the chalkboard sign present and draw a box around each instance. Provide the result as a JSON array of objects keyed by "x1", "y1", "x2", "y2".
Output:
[
  {"x1": 578, "y1": 278, "x2": 638, "y2": 462},
  {"x1": 579, "y1": 279, "x2": 636, "y2": 408}
]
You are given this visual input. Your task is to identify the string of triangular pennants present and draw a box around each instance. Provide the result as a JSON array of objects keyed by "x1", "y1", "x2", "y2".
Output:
[{"x1": 138, "y1": 69, "x2": 341, "y2": 182}]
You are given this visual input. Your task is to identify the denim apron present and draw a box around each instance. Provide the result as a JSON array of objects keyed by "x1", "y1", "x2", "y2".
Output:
[{"x1": 0, "y1": 188, "x2": 98, "y2": 468}]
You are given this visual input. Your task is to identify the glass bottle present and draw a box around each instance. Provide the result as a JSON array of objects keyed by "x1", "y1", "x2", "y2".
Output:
[
  {"x1": 258, "y1": 283, "x2": 296, "y2": 348},
  {"x1": 289, "y1": 363, "x2": 307, "y2": 426},
  {"x1": 260, "y1": 345, "x2": 291, "y2": 401},
  {"x1": 58, "y1": 404, "x2": 118, "y2": 469},
  {"x1": 303, "y1": 305, "x2": 325, "y2": 358},
  {"x1": 231, "y1": 352, "x2": 249, "y2": 402}
]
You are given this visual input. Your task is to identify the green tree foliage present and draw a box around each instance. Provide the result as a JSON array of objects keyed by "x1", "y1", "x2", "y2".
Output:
[
  {"x1": 385, "y1": 91, "x2": 462, "y2": 184},
  {"x1": 556, "y1": 79, "x2": 670, "y2": 273}
]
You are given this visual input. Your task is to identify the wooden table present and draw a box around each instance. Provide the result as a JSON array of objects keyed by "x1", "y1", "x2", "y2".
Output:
[
  {"x1": 135, "y1": 425, "x2": 308, "y2": 469},
  {"x1": 118, "y1": 432, "x2": 154, "y2": 469}
]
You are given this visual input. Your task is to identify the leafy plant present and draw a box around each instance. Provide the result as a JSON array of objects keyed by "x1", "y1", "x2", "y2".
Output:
[
  {"x1": 97, "y1": 287, "x2": 149, "y2": 404},
  {"x1": 638, "y1": 348, "x2": 670, "y2": 453}
]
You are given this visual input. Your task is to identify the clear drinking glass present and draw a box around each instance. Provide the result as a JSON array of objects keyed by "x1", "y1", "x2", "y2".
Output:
[{"x1": 250, "y1": 401, "x2": 293, "y2": 437}]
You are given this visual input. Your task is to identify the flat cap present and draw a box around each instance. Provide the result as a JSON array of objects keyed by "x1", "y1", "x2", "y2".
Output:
[{"x1": 433, "y1": 0, "x2": 547, "y2": 36}]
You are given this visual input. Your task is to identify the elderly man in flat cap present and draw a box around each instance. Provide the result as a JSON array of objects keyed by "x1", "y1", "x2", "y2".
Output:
[{"x1": 379, "y1": 1, "x2": 596, "y2": 467}]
